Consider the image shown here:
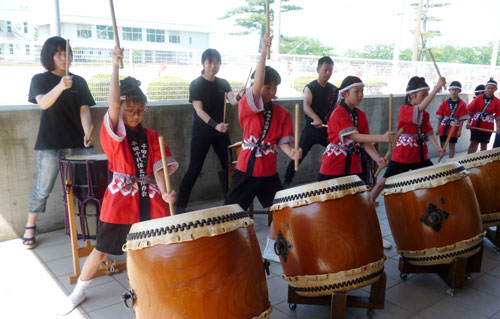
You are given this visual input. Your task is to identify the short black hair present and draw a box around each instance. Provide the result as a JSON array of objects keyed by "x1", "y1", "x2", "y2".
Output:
[
  {"x1": 317, "y1": 56, "x2": 334, "y2": 68},
  {"x1": 201, "y1": 48, "x2": 221, "y2": 64},
  {"x1": 120, "y1": 76, "x2": 147, "y2": 106},
  {"x1": 251, "y1": 66, "x2": 281, "y2": 86},
  {"x1": 405, "y1": 76, "x2": 429, "y2": 105},
  {"x1": 40, "y1": 36, "x2": 72, "y2": 71}
]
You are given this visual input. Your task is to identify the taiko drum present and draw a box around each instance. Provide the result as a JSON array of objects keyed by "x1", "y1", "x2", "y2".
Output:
[
  {"x1": 123, "y1": 204, "x2": 272, "y2": 319},
  {"x1": 383, "y1": 162, "x2": 484, "y2": 266},
  {"x1": 270, "y1": 175, "x2": 385, "y2": 297},
  {"x1": 450, "y1": 148, "x2": 500, "y2": 227}
]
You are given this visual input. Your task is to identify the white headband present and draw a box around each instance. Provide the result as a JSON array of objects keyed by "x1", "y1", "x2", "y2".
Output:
[
  {"x1": 338, "y1": 82, "x2": 365, "y2": 101},
  {"x1": 486, "y1": 81, "x2": 497, "y2": 88},
  {"x1": 448, "y1": 86, "x2": 461, "y2": 91},
  {"x1": 474, "y1": 89, "x2": 485, "y2": 94},
  {"x1": 406, "y1": 87, "x2": 430, "y2": 94}
]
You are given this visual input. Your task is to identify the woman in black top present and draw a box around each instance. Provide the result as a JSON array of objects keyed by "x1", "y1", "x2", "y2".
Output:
[{"x1": 176, "y1": 49, "x2": 242, "y2": 212}]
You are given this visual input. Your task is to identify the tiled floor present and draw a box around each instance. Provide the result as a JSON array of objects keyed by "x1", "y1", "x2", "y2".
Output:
[{"x1": 2, "y1": 191, "x2": 500, "y2": 318}]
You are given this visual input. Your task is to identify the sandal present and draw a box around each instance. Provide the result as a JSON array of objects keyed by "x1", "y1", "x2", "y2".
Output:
[{"x1": 22, "y1": 225, "x2": 36, "y2": 249}]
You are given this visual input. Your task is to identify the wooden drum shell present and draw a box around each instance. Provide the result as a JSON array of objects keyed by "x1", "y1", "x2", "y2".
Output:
[
  {"x1": 125, "y1": 206, "x2": 271, "y2": 319},
  {"x1": 383, "y1": 163, "x2": 484, "y2": 266},
  {"x1": 271, "y1": 176, "x2": 385, "y2": 297}
]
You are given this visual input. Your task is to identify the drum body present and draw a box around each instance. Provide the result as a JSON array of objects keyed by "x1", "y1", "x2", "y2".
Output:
[
  {"x1": 59, "y1": 154, "x2": 109, "y2": 240},
  {"x1": 383, "y1": 162, "x2": 484, "y2": 266},
  {"x1": 270, "y1": 176, "x2": 385, "y2": 297},
  {"x1": 451, "y1": 149, "x2": 500, "y2": 227},
  {"x1": 123, "y1": 205, "x2": 271, "y2": 319}
]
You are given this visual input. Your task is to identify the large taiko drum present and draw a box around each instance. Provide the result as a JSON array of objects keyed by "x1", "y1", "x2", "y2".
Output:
[
  {"x1": 383, "y1": 162, "x2": 484, "y2": 266},
  {"x1": 123, "y1": 204, "x2": 272, "y2": 319},
  {"x1": 450, "y1": 148, "x2": 500, "y2": 227},
  {"x1": 270, "y1": 175, "x2": 385, "y2": 297}
]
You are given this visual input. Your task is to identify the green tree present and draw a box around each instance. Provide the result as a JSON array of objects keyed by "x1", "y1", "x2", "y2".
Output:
[
  {"x1": 280, "y1": 36, "x2": 334, "y2": 56},
  {"x1": 410, "y1": 0, "x2": 450, "y2": 61},
  {"x1": 220, "y1": 0, "x2": 302, "y2": 50},
  {"x1": 345, "y1": 44, "x2": 394, "y2": 60}
]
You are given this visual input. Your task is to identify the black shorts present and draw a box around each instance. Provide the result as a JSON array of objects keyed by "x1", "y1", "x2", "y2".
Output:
[
  {"x1": 224, "y1": 170, "x2": 282, "y2": 211},
  {"x1": 95, "y1": 222, "x2": 132, "y2": 255},
  {"x1": 383, "y1": 160, "x2": 433, "y2": 179},
  {"x1": 439, "y1": 135, "x2": 457, "y2": 145},
  {"x1": 470, "y1": 131, "x2": 492, "y2": 144}
]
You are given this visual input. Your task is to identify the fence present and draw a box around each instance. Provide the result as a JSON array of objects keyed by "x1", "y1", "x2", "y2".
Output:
[{"x1": 1, "y1": 45, "x2": 499, "y2": 105}]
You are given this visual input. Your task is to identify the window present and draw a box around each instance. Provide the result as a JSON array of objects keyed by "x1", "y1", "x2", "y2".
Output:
[
  {"x1": 25, "y1": 44, "x2": 30, "y2": 55},
  {"x1": 7, "y1": 21, "x2": 11, "y2": 32},
  {"x1": 96, "y1": 25, "x2": 114, "y2": 40},
  {"x1": 23, "y1": 22, "x2": 28, "y2": 33},
  {"x1": 77, "y1": 25, "x2": 92, "y2": 39},
  {"x1": 147, "y1": 29, "x2": 164, "y2": 43},
  {"x1": 9, "y1": 44, "x2": 13, "y2": 54},
  {"x1": 123, "y1": 27, "x2": 142, "y2": 41},
  {"x1": 169, "y1": 31, "x2": 180, "y2": 44},
  {"x1": 189, "y1": 37, "x2": 192, "y2": 45}
]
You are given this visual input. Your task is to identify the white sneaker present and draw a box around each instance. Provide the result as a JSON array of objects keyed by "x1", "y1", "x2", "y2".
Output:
[
  {"x1": 262, "y1": 237, "x2": 280, "y2": 263},
  {"x1": 383, "y1": 239, "x2": 393, "y2": 249}
]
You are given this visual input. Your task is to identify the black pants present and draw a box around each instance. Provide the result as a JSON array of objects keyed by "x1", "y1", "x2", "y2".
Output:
[
  {"x1": 177, "y1": 134, "x2": 230, "y2": 208},
  {"x1": 494, "y1": 133, "x2": 500, "y2": 148},
  {"x1": 224, "y1": 170, "x2": 282, "y2": 211},
  {"x1": 284, "y1": 125, "x2": 328, "y2": 185}
]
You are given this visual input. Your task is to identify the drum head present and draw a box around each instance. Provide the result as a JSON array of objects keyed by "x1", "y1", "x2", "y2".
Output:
[
  {"x1": 64, "y1": 153, "x2": 108, "y2": 162},
  {"x1": 449, "y1": 148, "x2": 500, "y2": 169},
  {"x1": 124, "y1": 204, "x2": 253, "y2": 251},
  {"x1": 270, "y1": 175, "x2": 368, "y2": 211},
  {"x1": 383, "y1": 162, "x2": 467, "y2": 195}
]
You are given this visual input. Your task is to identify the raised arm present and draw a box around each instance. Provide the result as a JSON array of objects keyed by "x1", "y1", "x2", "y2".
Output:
[
  {"x1": 252, "y1": 34, "x2": 272, "y2": 101},
  {"x1": 108, "y1": 46, "x2": 123, "y2": 131},
  {"x1": 418, "y1": 77, "x2": 446, "y2": 112}
]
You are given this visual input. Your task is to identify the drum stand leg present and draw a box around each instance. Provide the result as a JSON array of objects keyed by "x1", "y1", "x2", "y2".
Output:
[
  {"x1": 398, "y1": 246, "x2": 483, "y2": 295},
  {"x1": 65, "y1": 180, "x2": 126, "y2": 284},
  {"x1": 287, "y1": 272, "x2": 386, "y2": 319}
]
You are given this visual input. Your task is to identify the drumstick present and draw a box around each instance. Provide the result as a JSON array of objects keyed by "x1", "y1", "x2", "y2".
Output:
[
  {"x1": 244, "y1": 67, "x2": 253, "y2": 90},
  {"x1": 109, "y1": 0, "x2": 124, "y2": 69},
  {"x1": 438, "y1": 123, "x2": 457, "y2": 163},
  {"x1": 469, "y1": 126, "x2": 496, "y2": 133},
  {"x1": 84, "y1": 124, "x2": 94, "y2": 144},
  {"x1": 294, "y1": 103, "x2": 300, "y2": 171},
  {"x1": 374, "y1": 128, "x2": 404, "y2": 178},
  {"x1": 265, "y1": 0, "x2": 271, "y2": 59},
  {"x1": 223, "y1": 92, "x2": 227, "y2": 123},
  {"x1": 428, "y1": 48, "x2": 446, "y2": 90},
  {"x1": 65, "y1": 39, "x2": 70, "y2": 76},
  {"x1": 158, "y1": 136, "x2": 175, "y2": 215}
]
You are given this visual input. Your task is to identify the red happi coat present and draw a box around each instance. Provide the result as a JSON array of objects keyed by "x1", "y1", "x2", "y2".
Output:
[
  {"x1": 467, "y1": 95, "x2": 500, "y2": 131},
  {"x1": 392, "y1": 104, "x2": 433, "y2": 164},
  {"x1": 236, "y1": 87, "x2": 295, "y2": 177},
  {"x1": 319, "y1": 105, "x2": 369, "y2": 176},
  {"x1": 99, "y1": 112, "x2": 178, "y2": 224},
  {"x1": 436, "y1": 98, "x2": 469, "y2": 137}
]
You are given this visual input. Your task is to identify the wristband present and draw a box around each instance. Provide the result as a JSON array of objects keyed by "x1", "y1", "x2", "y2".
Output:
[
  {"x1": 236, "y1": 93, "x2": 242, "y2": 101},
  {"x1": 208, "y1": 118, "x2": 218, "y2": 129}
]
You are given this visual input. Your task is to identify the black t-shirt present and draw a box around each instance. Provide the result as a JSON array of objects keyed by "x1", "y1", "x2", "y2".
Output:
[
  {"x1": 304, "y1": 80, "x2": 338, "y2": 124},
  {"x1": 189, "y1": 75, "x2": 232, "y2": 137},
  {"x1": 28, "y1": 71, "x2": 95, "y2": 150}
]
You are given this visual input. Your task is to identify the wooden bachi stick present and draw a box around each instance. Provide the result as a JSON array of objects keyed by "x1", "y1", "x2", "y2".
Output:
[
  {"x1": 428, "y1": 48, "x2": 446, "y2": 90},
  {"x1": 109, "y1": 0, "x2": 124, "y2": 69},
  {"x1": 159, "y1": 136, "x2": 175, "y2": 215},
  {"x1": 374, "y1": 128, "x2": 404, "y2": 178},
  {"x1": 294, "y1": 103, "x2": 300, "y2": 171}
]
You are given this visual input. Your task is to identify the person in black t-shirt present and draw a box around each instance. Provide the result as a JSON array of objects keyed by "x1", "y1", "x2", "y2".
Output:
[
  {"x1": 22, "y1": 36, "x2": 95, "y2": 249},
  {"x1": 283, "y1": 56, "x2": 338, "y2": 187},
  {"x1": 176, "y1": 48, "x2": 242, "y2": 213}
]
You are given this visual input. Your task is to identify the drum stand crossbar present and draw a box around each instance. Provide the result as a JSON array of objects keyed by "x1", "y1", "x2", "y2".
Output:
[
  {"x1": 398, "y1": 246, "x2": 483, "y2": 296},
  {"x1": 287, "y1": 272, "x2": 386, "y2": 319},
  {"x1": 64, "y1": 178, "x2": 126, "y2": 284}
]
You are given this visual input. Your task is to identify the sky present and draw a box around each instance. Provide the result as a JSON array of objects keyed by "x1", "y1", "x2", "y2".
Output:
[{"x1": 6, "y1": 0, "x2": 500, "y2": 56}]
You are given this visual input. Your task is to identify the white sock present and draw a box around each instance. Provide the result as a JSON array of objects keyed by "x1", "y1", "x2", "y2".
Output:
[
  {"x1": 262, "y1": 237, "x2": 280, "y2": 263},
  {"x1": 60, "y1": 278, "x2": 92, "y2": 315}
]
